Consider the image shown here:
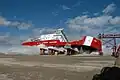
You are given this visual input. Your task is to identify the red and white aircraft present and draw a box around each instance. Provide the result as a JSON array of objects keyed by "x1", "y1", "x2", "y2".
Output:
[
  {"x1": 21, "y1": 28, "x2": 102, "y2": 54},
  {"x1": 21, "y1": 28, "x2": 68, "y2": 47}
]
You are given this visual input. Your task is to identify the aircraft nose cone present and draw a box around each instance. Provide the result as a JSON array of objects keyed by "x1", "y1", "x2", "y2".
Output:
[{"x1": 21, "y1": 42, "x2": 26, "y2": 45}]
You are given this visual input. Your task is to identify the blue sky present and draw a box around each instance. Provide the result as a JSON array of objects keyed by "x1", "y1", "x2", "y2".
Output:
[{"x1": 0, "y1": 0, "x2": 120, "y2": 50}]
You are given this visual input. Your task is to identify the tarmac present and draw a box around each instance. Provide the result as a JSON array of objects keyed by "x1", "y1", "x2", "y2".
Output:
[{"x1": 0, "y1": 55, "x2": 116, "y2": 80}]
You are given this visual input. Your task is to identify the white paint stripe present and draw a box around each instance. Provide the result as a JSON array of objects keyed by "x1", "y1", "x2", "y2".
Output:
[{"x1": 83, "y1": 36, "x2": 93, "y2": 46}]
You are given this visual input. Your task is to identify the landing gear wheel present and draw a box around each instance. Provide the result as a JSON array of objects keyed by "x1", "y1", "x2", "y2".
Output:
[{"x1": 99, "y1": 52, "x2": 103, "y2": 56}]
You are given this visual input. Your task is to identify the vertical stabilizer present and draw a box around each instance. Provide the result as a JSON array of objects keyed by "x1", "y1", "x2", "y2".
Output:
[{"x1": 55, "y1": 28, "x2": 68, "y2": 42}]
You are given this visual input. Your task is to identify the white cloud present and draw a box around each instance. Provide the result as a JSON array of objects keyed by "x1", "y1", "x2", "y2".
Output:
[
  {"x1": 72, "y1": 1, "x2": 82, "y2": 7},
  {"x1": 67, "y1": 15, "x2": 111, "y2": 29},
  {"x1": 32, "y1": 27, "x2": 57, "y2": 38},
  {"x1": 103, "y1": 3, "x2": 116, "y2": 14},
  {"x1": 0, "y1": 32, "x2": 35, "y2": 54},
  {"x1": 61, "y1": 5, "x2": 71, "y2": 10},
  {"x1": 52, "y1": 11, "x2": 59, "y2": 16},
  {"x1": 110, "y1": 16, "x2": 120, "y2": 24},
  {"x1": 82, "y1": 11, "x2": 89, "y2": 15},
  {"x1": 0, "y1": 16, "x2": 9, "y2": 25},
  {"x1": 93, "y1": 13, "x2": 99, "y2": 16},
  {"x1": 0, "y1": 32, "x2": 10, "y2": 40},
  {"x1": 66, "y1": 15, "x2": 120, "y2": 36},
  {"x1": 66, "y1": 3, "x2": 120, "y2": 37},
  {"x1": 0, "y1": 16, "x2": 33, "y2": 30},
  {"x1": 84, "y1": 16, "x2": 111, "y2": 26},
  {"x1": 0, "y1": 33, "x2": 10, "y2": 43},
  {"x1": 0, "y1": 33, "x2": 21, "y2": 46},
  {"x1": 16, "y1": 22, "x2": 32, "y2": 29}
]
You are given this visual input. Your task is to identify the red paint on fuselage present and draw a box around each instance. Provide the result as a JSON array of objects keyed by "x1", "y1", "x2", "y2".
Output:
[{"x1": 22, "y1": 40, "x2": 61, "y2": 46}]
